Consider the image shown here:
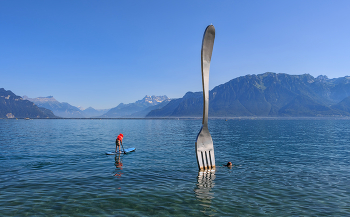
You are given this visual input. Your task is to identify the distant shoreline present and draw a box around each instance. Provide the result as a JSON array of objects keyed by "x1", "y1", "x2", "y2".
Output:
[{"x1": 2, "y1": 116, "x2": 350, "y2": 120}]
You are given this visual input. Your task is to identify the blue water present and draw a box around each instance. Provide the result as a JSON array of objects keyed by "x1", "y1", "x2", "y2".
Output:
[{"x1": 1, "y1": 119, "x2": 350, "y2": 216}]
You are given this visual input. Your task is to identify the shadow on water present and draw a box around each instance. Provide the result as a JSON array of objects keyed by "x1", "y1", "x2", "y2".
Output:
[{"x1": 194, "y1": 169, "x2": 216, "y2": 213}]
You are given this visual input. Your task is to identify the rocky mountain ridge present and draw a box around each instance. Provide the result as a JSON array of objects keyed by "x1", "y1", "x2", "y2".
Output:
[
  {"x1": 147, "y1": 72, "x2": 350, "y2": 117},
  {"x1": 0, "y1": 88, "x2": 57, "y2": 118}
]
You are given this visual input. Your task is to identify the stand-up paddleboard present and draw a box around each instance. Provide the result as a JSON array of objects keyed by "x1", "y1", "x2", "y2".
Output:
[{"x1": 106, "y1": 147, "x2": 136, "y2": 155}]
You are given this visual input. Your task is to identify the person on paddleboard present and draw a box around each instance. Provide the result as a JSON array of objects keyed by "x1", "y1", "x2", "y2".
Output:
[{"x1": 115, "y1": 133, "x2": 123, "y2": 153}]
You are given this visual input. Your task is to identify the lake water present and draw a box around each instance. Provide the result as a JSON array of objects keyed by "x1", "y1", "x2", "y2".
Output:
[{"x1": 1, "y1": 119, "x2": 349, "y2": 216}]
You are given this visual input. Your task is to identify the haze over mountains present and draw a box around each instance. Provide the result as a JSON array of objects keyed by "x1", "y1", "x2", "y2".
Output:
[
  {"x1": 23, "y1": 95, "x2": 170, "y2": 118},
  {"x1": 23, "y1": 96, "x2": 109, "y2": 118},
  {"x1": 24, "y1": 96, "x2": 84, "y2": 118},
  {"x1": 2, "y1": 72, "x2": 350, "y2": 119},
  {"x1": 100, "y1": 95, "x2": 170, "y2": 118}
]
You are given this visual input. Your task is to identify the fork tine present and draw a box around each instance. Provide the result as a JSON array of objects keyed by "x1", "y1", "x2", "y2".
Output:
[
  {"x1": 197, "y1": 150, "x2": 216, "y2": 170},
  {"x1": 203, "y1": 151, "x2": 208, "y2": 169},
  {"x1": 205, "y1": 151, "x2": 212, "y2": 170},
  {"x1": 209, "y1": 150, "x2": 215, "y2": 169},
  {"x1": 196, "y1": 151, "x2": 204, "y2": 170},
  {"x1": 209, "y1": 149, "x2": 215, "y2": 169}
]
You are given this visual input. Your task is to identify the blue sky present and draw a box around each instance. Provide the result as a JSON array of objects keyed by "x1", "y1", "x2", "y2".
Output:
[{"x1": 1, "y1": 0, "x2": 350, "y2": 109}]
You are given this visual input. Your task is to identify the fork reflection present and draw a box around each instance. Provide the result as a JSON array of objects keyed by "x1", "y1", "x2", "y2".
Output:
[{"x1": 194, "y1": 169, "x2": 216, "y2": 202}]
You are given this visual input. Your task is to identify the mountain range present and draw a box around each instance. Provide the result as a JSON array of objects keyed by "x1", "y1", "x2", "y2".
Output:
[
  {"x1": 23, "y1": 96, "x2": 109, "y2": 118},
  {"x1": 22, "y1": 95, "x2": 170, "y2": 118},
  {"x1": 100, "y1": 95, "x2": 170, "y2": 118},
  {"x1": 0, "y1": 88, "x2": 57, "y2": 119},
  {"x1": 2, "y1": 72, "x2": 350, "y2": 119},
  {"x1": 147, "y1": 72, "x2": 350, "y2": 117},
  {"x1": 23, "y1": 96, "x2": 83, "y2": 118}
]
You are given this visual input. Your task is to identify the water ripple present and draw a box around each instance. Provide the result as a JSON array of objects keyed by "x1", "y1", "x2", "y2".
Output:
[{"x1": 1, "y1": 119, "x2": 350, "y2": 216}]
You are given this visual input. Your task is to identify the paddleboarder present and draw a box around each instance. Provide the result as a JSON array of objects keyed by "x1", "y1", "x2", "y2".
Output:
[{"x1": 115, "y1": 134, "x2": 123, "y2": 153}]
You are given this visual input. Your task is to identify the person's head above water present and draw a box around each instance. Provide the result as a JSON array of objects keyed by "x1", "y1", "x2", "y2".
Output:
[
  {"x1": 119, "y1": 133, "x2": 123, "y2": 138},
  {"x1": 226, "y1": 162, "x2": 232, "y2": 166}
]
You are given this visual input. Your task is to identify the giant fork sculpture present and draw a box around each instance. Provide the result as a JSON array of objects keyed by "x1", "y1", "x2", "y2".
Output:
[{"x1": 195, "y1": 25, "x2": 215, "y2": 170}]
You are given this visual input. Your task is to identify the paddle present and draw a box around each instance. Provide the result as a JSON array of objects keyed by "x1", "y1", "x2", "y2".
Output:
[{"x1": 121, "y1": 141, "x2": 126, "y2": 154}]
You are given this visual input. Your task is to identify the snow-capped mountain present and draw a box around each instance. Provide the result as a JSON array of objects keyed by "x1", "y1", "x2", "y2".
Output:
[{"x1": 100, "y1": 95, "x2": 170, "y2": 118}]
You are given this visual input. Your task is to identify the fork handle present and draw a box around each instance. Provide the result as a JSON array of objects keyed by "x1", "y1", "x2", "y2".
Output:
[{"x1": 201, "y1": 25, "x2": 215, "y2": 127}]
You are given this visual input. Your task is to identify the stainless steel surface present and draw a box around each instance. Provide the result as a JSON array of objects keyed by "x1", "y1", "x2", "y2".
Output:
[{"x1": 195, "y1": 25, "x2": 215, "y2": 170}]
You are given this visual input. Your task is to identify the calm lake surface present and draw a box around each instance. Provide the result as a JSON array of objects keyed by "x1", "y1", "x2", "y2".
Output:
[{"x1": 1, "y1": 119, "x2": 350, "y2": 216}]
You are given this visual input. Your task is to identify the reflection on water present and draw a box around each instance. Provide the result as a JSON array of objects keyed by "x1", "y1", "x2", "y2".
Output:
[
  {"x1": 114, "y1": 154, "x2": 123, "y2": 178},
  {"x1": 194, "y1": 169, "x2": 216, "y2": 211}
]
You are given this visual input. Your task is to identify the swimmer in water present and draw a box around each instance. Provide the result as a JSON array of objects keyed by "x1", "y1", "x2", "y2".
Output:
[{"x1": 224, "y1": 162, "x2": 233, "y2": 167}]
